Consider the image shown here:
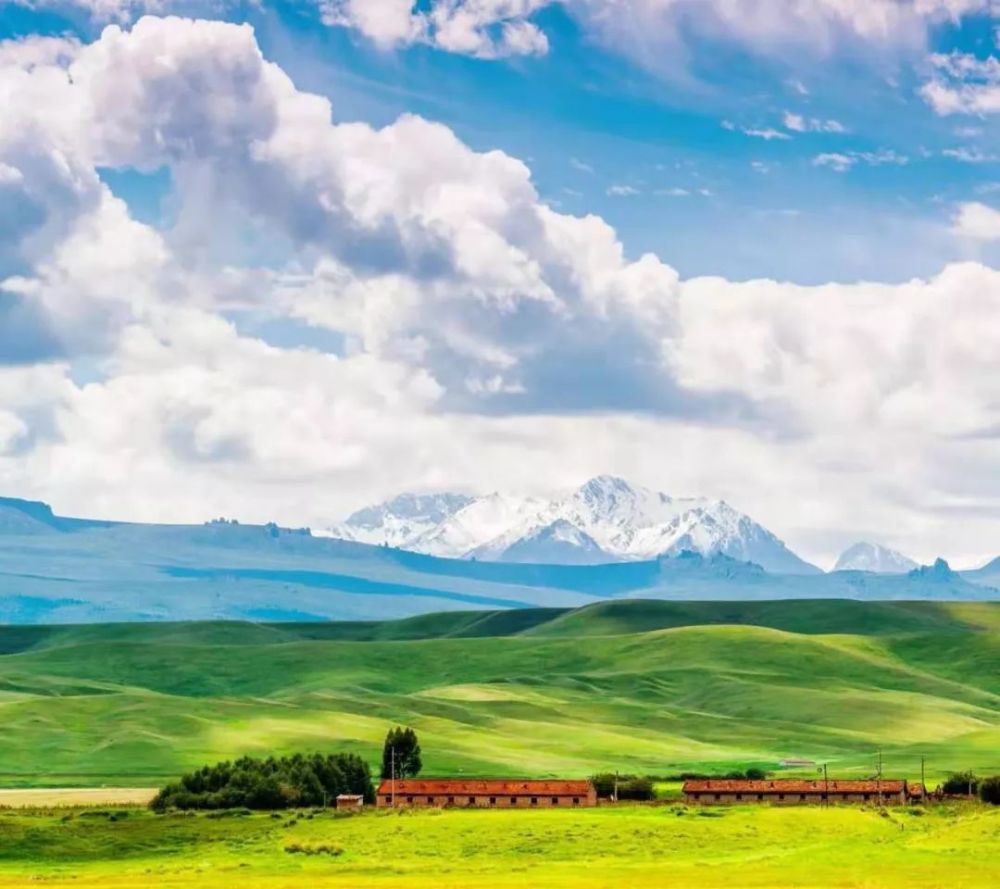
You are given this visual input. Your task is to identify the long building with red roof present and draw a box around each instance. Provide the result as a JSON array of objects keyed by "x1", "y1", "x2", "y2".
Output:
[
  {"x1": 683, "y1": 778, "x2": 911, "y2": 805},
  {"x1": 375, "y1": 779, "x2": 597, "y2": 808}
]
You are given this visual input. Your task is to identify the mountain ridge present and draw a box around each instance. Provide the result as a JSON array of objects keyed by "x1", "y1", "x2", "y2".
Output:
[
  {"x1": 326, "y1": 475, "x2": 821, "y2": 574},
  {"x1": 0, "y1": 494, "x2": 996, "y2": 625}
]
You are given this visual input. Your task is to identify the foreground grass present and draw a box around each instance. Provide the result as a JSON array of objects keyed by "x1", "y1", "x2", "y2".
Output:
[{"x1": 0, "y1": 805, "x2": 995, "y2": 888}]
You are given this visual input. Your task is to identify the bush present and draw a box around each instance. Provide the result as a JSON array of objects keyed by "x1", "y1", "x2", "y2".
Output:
[
  {"x1": 980, "y1": 776, "x2": 1000, "y2": 805},
  {"x1": 941, "y1": 771, "x2": 979, "y2": 795},
  {"x1": 590, "y1": 773, "x2": 655, "y2": 801},
  {"x1": 151, "y1": 752, "x2": 374, "y2": 812},
  {"x1": 284, "y1": 843, "x2": 343, "y2": 857}
]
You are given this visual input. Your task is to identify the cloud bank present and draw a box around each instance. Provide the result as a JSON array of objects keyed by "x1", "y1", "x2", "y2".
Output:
[{"x1": 3, "y1": 15, "x2": 1000, "y2": 566}]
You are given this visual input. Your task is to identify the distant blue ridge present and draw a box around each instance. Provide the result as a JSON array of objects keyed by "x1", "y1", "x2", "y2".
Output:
[{"x1": 161, "y1": 566, "x2": 538, "y2": 610}]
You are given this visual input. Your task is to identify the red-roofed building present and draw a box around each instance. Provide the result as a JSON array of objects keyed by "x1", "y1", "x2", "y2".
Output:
[
  {"x1": 683, "y1": 779, "x2": 910, "y2": 806},
  {"x1": 375, "y1": 779, "x2": 597, "y2": 808}
]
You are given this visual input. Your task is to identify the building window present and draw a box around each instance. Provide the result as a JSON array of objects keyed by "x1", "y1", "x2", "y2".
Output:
[
  {"x1": 447, "y1": 796, "x2": 454, "y2": 805},
  {"x1": 382, "y1": 796, "x2": 389, "y2": 804},
  {"x1": 469, "y1": 797, "x2": 476, "y2": 804},
  {"x1": 757, "y1": 794, "x2": 764, "y2": 801},
  {"x1": 799, "y1": 794, "x2": 806, "y2": 801},
  {"x1": 530, "y1": 797, "x2": 538, "y2": 806},
  {"x1": 489, "y1": 797, "x2": 497, "y2": 805},
  {"x1": 427, "y1": 797, "x2": 435, "y2": 804},
  {"x1": 864, "y1": 794, "x2": 870, "y2": 802},
  {"x1": 552, "y1": 797, "x2": 559, "y2": 805},
  {"x1": 573, "y1": 797, "x2": 580, "y2": 806},
  {"x1": 778, "y1": 794, "x2": 785, "y2": 801},
  {"x1": 406, "y1": 796, "x2": 413, "y2": 804},
  {"x1": 714, "y1": 794, "x2": 721, "y2": 801},
  {"x1": 736, "y1": 794, "x2": 743, "y2": 801}
]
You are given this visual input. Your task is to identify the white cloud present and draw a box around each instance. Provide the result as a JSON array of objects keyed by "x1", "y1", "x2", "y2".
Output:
[
  {"x1": 7, "y1": 0, "x2": 167, "y2": 21},
  {"x1": 783, "y1": 111, "x2": 846, "y2": 133},
  {"x1": 813, "y1": 149, "x2": 908, "y2": 172},
  {"x1": 9, "y1": 15, "x2": 1000, "y2": 565},
  {"x1": 952, "y1": 201, "x2": 1000, "y2": 240},
  {"x1": 813, "y1": 152, "x2": 855, "y2": 172},
  {"x1": 742, "y1": 127, "x2": 791, "y2": 141},
  {"x1": 922, "y1": 51, "x2": 1000, "y2": 115},
  {"x1": 318, "y1": 0, "x2": 550, "y2": 59},
  {"x1": 606, "y1": 184, "x2": 641, "y2": 196},
  {"x1": 943, "y1": 146, "x2": 1000, "y2": 162}
]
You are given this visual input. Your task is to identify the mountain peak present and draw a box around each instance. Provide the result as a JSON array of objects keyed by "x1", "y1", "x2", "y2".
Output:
[
  {"x1": 833, "y1": 541, "x2": 917, "y2": 574},
  {"x1": 908, "y1": 557, "x2": 956, "y2": 582}
]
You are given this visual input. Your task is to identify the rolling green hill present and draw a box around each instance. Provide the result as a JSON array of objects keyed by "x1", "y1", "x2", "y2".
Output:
[{"x1": 0, "y1": 600, "x2": 997, "y2": 788}]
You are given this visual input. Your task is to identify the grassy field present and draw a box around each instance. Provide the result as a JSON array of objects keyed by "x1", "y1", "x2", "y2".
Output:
[
  {"x1": 0, "y1": 599, "x2": 997, "y2": 787},
  {"x1": 0, "y1": 804, "x2": 996, "y2": 887},
  {"x1": 0, "y1": 788, "x2": 156, "y2": 808}
]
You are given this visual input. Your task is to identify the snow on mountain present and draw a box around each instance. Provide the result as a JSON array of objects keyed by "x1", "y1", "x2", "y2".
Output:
[
  {"x1": 478, "y1": 519, "x2": 615, "y2": 565},
  {"x1": 410, "y1": 493, "x2": 547, "y2": 558},
  {"x1": 328, "y1": 476, "x2": 820, "y2": 574},
  {"x1": 832, "y1": 542, "x2": 917, "y2": 574},
  {"x1": 323, "y1": 492, "x2": 473, "y2": 549}
]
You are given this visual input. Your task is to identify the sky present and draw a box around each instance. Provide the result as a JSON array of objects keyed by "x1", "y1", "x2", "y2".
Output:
[{"x1": 6, "y1": 2, "x2": 1000, "y2": 568}]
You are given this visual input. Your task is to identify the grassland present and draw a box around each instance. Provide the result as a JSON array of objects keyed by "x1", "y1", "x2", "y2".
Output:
[
  {"x1": 0, "y1": 804, "x2": 996, "y2": 888},
  {"x1": 0, "y1": 599, "x2": 997, "y2": 787}
]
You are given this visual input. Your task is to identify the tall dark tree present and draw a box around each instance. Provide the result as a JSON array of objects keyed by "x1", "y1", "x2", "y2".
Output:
[{"x1": 381, "y1": 726, "x2": 422, "y2": 779}]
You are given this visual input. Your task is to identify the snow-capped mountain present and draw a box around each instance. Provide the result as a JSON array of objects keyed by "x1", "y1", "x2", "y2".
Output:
[
  {"x1": 325, "y1": 492, "x2": 473, "y2": 549},
  {"x1": 326, "y1": 476, "x2": 820, "y2": 574},
  {"x1": 485, "y1": 519, "x2": 613, "y2": 565},
  {"x1": 832, "y1": 542, "x2": 917, "y2": 574}
]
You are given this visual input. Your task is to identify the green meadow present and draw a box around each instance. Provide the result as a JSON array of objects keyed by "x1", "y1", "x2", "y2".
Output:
[
  {"x1": 0, "y1": 805, "x2": 997, "y2": 888},
  {"x1": 1, "y1": 599, "x2": 997, "y2": 787}
]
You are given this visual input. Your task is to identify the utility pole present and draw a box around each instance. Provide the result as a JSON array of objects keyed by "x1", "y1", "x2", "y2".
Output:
[
  {"x1": 391, "y1": 746, "x2": 396, "y2": 808},
  {"x1": 921, "y1": 756, "x2": 926, "y2": 803},
  {"x1": 877, "y1": 749, "x2": 883, "y2": 807},
  {"x1": 823, "y1": 763, "x2": 829, "y2": 807},
  {"x1": 613, "y1": 771, "x2": 619, "y2": 804}
]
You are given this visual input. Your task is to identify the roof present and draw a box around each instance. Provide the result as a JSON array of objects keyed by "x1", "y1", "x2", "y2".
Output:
[
  {"x1": 335, "y1": 794, "x2": 364, "y2": 800},
  {"x1": 908, "y1": 783, "x2": 925, "y2": 796},
  {"x1": 376, "y1": 779, "x2": 594, "y2": 797},
  {"x1": 683, "y1": 779, "x2": 907, "y2": 794}
]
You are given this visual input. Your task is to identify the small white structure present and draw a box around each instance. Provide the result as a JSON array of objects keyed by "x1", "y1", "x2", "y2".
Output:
[{"x1": 335, "y1": 794, "x2": 364, "y2": 812}]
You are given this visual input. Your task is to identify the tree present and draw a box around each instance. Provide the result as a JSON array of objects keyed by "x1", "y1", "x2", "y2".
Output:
[
  {"x1": 980, "y1": 776, "x2": 1000, "y2": 806},
  {"x1": 942, "y1": 771, "x2": 979, "y2": 796},
  {"x1": 381, "y1": 726, "x2": 422, "y2": 779}
]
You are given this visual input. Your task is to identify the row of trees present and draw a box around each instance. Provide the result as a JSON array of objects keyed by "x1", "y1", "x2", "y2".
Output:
[
  {"x1": 150, "y1": 726, "x2": 423, "y2": 812},
  {"x1": 151, "y1": 752, "x2": 374, "y2": 811}
]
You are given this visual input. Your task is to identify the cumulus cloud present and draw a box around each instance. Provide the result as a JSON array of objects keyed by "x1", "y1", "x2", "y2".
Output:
[
  {"x1": 8, "y1": 15, "x2": 1000, "y2": 564},
  {"x1": 952, "y1": 201, "x2": 1000, "y2": 240}
]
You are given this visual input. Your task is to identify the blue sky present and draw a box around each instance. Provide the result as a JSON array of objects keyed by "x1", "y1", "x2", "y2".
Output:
[{"x1": 6, "y1": 1, "x2": 1000, "y2": 566}]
